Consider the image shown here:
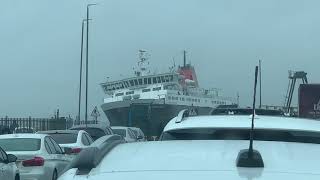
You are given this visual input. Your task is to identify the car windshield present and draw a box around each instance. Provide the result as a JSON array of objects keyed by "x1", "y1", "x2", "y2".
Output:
[
  {"x1": 46, "y1": 133, "x2": 78, "y2": 144},
  {"x1": 0, "y1": 138, "x2": 41, "y2": 151},
  {"x1": 112, "y1": 129, "x2": 126, "y2": 137},
  {"x1": 161, "y1": 128, "x2": 320, "y2": 144},
  {"x1": 70, "y1": 128, "x2": 105, "y2": 141}
]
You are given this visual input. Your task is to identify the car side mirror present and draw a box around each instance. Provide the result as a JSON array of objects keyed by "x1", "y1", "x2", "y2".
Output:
[
  {"x1": 137, "y1": 135, "x2": 143, "y2": 140},
  {"x1": 63, "y1": 147, "x2": 73, "y2": 155},
  {"x1": 7, "y1": 154, "x2": 17, "y2": 163}
]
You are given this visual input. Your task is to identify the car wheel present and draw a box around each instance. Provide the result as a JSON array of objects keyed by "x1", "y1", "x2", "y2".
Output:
[{"x1": 52, "y1": 169, "x2": 58, "y2": 180}]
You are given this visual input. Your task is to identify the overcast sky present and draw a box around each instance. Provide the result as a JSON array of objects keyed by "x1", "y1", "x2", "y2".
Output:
[{"x1": 0, "y1": 0, "x2": 319, "y2": 119}]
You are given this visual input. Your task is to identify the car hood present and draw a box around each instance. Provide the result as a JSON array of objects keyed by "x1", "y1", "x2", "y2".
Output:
[
  {"x1": 60, "y1": 140, "x2": 320, "y2": 180},
  {"x1": 95, "y1": 140, "x2": 320, "y2": 176},
  {"x1": 62, "y1": 169, "x2": 320, "y2": 180}
]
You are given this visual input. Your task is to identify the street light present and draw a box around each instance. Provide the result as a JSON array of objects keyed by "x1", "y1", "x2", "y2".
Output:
[
  {"x1": 77, "y1": 18, "x2": 92, "y2": 126},
  {"x1": 85, "y1": 3, "x2": 97, "y2": 127}
]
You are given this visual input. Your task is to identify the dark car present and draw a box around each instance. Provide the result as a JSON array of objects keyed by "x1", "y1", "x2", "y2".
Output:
[{"x1": 69, "y1": 124, "x2": 114, "y2": 141}]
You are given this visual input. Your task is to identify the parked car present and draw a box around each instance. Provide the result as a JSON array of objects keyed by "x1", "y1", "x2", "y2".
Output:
[
  {"x1": 37, "y1": 130, "x2": 93, "y2": 155},
  {"x1": 69, "y1": 124, "x2": 113, "y2": 141},
  {"x1": 0, "y1": 146, "x2": 19, "y2": 180},
  {"x1": 14, "y1": 127, "x2": 34, "y2": 134},
  {"x1": 111, "y1": 126, "x2": 140, "y2": 143},
  {"x1": 0, "y1": 134, "x2": 71, "y2": 180},
  {"x1": 89, "y1": 134, "x2": 124, "y2": 148},
  {"x1": 60, "y1": 109, "x2": 320, "y2": 180},
  {"x1": 130, "y1": 127, "x2": 146, "y2": 141}
]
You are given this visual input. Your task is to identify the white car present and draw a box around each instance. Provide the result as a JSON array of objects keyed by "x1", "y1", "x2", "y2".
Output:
[
  {"x1": 0, "y1": 133, "x2": 71, "y2": 180},
  {"x1": 130, "y1": 127, "x2": 146, "y2": 141},
  {"x1": 37, "y1": 130, "x2": 93, "y2": 155},
  {"x1": 59, "y1": 109, "x2": 320, "y2": 180},
  {"x1": 0, "y1": 146, "x2": 19, "y2": 180},
  {"x1": 111, "y1": 126, "x2": 139, "y2": 143},
  {"x1": 89, "y1": 135, "x2": 124, "y2": 148}
]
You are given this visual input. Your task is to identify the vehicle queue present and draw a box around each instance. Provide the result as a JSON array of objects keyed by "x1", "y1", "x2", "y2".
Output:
[
  {"x1": 1, "y1": 108, "x2": 320, "y2": 180},
  {"x1": 0, "y1": 125, "x2": 144, "y2": 180}
]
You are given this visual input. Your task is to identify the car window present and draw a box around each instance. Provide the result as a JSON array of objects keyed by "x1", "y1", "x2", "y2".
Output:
[
  {"x1": 81, "y1": 134, "x2": 90, "y2": 146},
  {"x1": 48, "y1": 137, "x2": 63, "y2": 154},
  {"x1": 85, "y1": 134, "x2": 94, "y2": 144},
  {"x1": 139, "y1": 130, "x2": 145, "y2": 137},
  {"x1": 0, "y1": 148, "x2": 7, "y2": 162},
  {"x1": 161, "y1": 128, "x2": 320, "y2": 144},
  {"x1": 112, "y1": 129, "x2": 126, "y2": 137},
  {"x1": 44, "y1": 140, "x2": 52, "y2": 154},
  {"x1": 0, "y1": 138, "x2": 41, "y2": 151},
  {"x1": 45, "y1": 137, "x2": 57, "y2": 154},
  {"x1": 106, "y1": 128, "x2": 113, "y2": 135},
  {"x1": 131, "y1": 129, "x2": 138, "y2": 137},
  {"x1": 46, "y1": 133, "x2": 78, "y2": 144},
  {"x1": 128, "y1": 129, "x2": 136, "y2": 139}
]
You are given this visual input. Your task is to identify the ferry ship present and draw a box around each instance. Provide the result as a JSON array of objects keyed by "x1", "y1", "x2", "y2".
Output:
[{"x1": 100, "y1": 50, "x2": 237, "y2": 138}]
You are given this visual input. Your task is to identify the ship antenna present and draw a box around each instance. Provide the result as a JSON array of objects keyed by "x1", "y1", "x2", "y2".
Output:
[
  {"x1": 236, "y1": 66, "x2": 264, "y2": 168},
  {"x1": 183, "y1": 50, "x2": 186, "y2": 67}
]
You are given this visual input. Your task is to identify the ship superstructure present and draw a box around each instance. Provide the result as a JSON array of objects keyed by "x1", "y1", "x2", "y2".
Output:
[{"x1": 101, "y1": 51, "x2": 236, "y2": 138}]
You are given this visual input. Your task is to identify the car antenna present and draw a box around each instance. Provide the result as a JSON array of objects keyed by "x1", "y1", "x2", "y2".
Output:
[{"x1": 236, "y1": 66, "x2": 264, "y2": 168}]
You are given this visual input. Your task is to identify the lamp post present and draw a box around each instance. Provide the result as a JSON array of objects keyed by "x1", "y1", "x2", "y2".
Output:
[
  {"x1": 77, "y1": 18, "x2": 91, "y2": 126},
  {"x1": 85, "y1": 3, "x2": 97, "y2": 127}
]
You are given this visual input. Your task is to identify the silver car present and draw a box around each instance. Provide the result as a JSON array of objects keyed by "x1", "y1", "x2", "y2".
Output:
[
  {"x1": 0, "y1": 146, "x2": 19, "y2": 180},
  {"x1": 0, "y1": 134, "x2": 72, "y2": 180}
]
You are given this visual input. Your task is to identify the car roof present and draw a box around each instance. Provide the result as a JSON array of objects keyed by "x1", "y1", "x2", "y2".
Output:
[
  {"x1": 37, "y1": 130, "x2": 80, "y2": 134},
  {"x1": 0, "y1": 133, "x2": 46, "y2": 139},
  {"x1": 111, "y1": 126, "x2": 131, "y2": 130},
  {"x1": 70, "y1": 124, "x2": 110, "y2": 130},
  {"x1": 93, "y1": 140, "x2": 320, "y2": 178},
  {"x1": 163, "y1": 115, "x2": 320, "y2": 132}
]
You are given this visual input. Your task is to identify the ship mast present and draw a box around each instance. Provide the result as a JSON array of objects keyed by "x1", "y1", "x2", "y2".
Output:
[{"x1": 134, "y1": 50, "x2": 150, "y2": 77}]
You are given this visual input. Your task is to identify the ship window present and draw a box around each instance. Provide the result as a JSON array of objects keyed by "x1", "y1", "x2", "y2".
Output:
[
  {"x1": 182, "y1": 98, "x2": 185, "y2": 101},
  {"x1": 126, "y1": 91, "x2": 134, "y2": 95},
  {"x1": 134, "y1": 79, "x2": 138, "y2": 86},
  {"x1": 170, "y1": 75, "x2": 174, "y2": 81},
  {"x1": 153, "y1": 77, "x2": 157, "y2": 84},
  {"x1": 148, "y1": 78, "x2": 152, "y2": 84},
  {"x1": 115, "y1": 92, "x2": 124, "y2": 96},
  {"x1": 144, "y1": 78, "x2": 147, "y2": 84},
  {"x1": 129, "y1": 80, "x2": 134, "y2": 86},
  {"x1": 157, "y1": 77, "x2": 161, "y2": 83},
  {"x1": 138, "y1": 79, "x2": 143, "y2": 85},
  {"x1": 161, "y1": 76, "x2": 165, "y2": 82},
  {"x1": 153, "y1": 87, "x2": 161, "y2": 91},
  {"x1": 142, "y1": 89, "x2": 151, "y2": 92}
]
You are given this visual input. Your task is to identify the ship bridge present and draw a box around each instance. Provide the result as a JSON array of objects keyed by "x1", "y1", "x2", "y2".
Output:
[{"x1": 101, "y1": 73, "x2": 181, "y2": 95}]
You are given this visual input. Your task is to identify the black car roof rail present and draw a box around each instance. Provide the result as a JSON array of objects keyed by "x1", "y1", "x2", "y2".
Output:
[{"x1": 63, "y1": 138, "x2": 124, "y2": 175}]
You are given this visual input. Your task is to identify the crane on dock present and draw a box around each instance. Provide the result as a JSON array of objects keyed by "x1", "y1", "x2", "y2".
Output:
[{"x1": 284, "y1": 71, "x2": 308, "y2": 114}]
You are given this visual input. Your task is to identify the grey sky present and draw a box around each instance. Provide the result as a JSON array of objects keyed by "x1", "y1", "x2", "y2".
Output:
[{"x1": 0, "y1": 0, "x2": 319, "y2": 119}]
